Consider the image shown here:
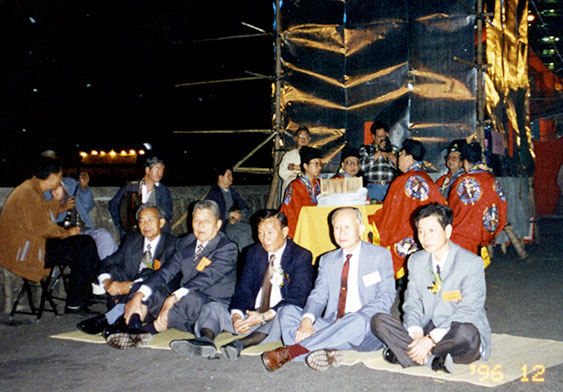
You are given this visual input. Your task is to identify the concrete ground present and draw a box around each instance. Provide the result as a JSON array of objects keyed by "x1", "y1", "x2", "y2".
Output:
[{"x1": 1, "y1": 218, "x2": 562, "y2": 392}]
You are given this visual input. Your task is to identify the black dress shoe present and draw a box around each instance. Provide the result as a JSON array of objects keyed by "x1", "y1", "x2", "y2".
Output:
[
  {"x1": 220, "y1": 339, "x2": 244, "y2": 361},
  {"x1": 64, "y1": 305, "x2": 96, "y2": 316},
  {"x1": 77, "y1": 314, "x2": 109, "y2": 335},
  {"x1": 382, "y1": 347, "x2": 399, "y2": 365},
  {"x1": 431, "y1": 353, "x2": 454, "y2": 374},
  {"x1": 102, "y1": 318, "x2": 128, "y2": 340}
]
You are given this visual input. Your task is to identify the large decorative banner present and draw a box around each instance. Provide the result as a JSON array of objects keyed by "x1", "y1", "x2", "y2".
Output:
[{"x1": 278, "y1": 0, "x2": 477, "y2": 173}]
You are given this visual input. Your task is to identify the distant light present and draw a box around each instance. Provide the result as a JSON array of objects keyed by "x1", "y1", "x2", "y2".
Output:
[
  {"x1": 143, "y1": 142, "x2": 152, "y2": 150},
  {"x1": 120, "y1": 150, "x2": 127, "y2": 156},
  {"x1": 109, "y1": 150, "x2": 117, "y2": 157},
  {"x1": 99, "y1": 151, "x2": 106, "y2": 156},
  {"x1": 129, "y1": 149, "x2": 136, "y2": 155},
  {"x1": 28, "y1": 51, "x2": 33, "y2": 55},
  {"x1": 183, "y1": 150, "x2": 188, "y2": 154},
  {"x1": 91, "y1": 150, "x2": 98, "y2": 156},
  {"x1": 32, "y1": 88, "x2": 38, "y2": 93},
  {"x1": 29, "y1": 17, "x2": 37, "y2": 24},
  {"x1": 138, "y1": 149, "x2": 145, "y2": 155},
  {"x1": 139, "y1": 94, "x2": 143, "y2": 98},
  {"x1": 86, "y1": 83, "x2": 92, "y2": 88},
  {"x1": 79, "y1": 152, "x2": 87, "y2": 158},
  {"x1": 527, "y1": 14, "x2": 535, "y2": 22}
]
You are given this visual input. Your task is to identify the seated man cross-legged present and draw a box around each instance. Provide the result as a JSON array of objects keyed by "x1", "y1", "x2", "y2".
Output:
[
  {"x1": 261, "y1": 207, "x2": 395, "y2": 372},
  {"x1": 77, "y1": 205, "x2": 177, "y2": 335},
  {"x1": 371, "y1": 203, "x2": 491, "y2": 374},
  {"x1": 169, "y1": 210, "x2": 314, "y2": 360},
  {"x1": 105, "y1": 200, "x2": 238, "y2": 349}
]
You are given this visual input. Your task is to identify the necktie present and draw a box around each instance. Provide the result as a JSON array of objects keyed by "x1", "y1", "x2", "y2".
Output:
[
  {"x1": 140, "y1": 244, "x2": 153, "y2": 270},
  {"x1": 258, "y1": 254, "x2": 276, "y2": 313},
  {"x1": 336, "y1": 254, "x2": 352, "y2": 320},
  {"x1": 194, "y1": 243, "x2": 204, "y2": 262},
  {"x1": 436, "y1": 264, "x2": 441, "y2": 275}
]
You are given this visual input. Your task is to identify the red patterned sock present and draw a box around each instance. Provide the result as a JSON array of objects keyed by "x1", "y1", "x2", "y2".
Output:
[{"x1": 287, "y1": 344, "x2": 309, "y2": 359}]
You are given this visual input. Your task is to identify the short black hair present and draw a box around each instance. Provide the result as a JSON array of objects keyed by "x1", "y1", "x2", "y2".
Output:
[
  {"x1": 370, "y1": 120, "x2": 389, "y2": 135},
  {"x1": 32, "y1": 156, "x2": 62, "y2": 180},
  {"x1": 460, "y1": 142, "x2": 482, "y2": 164},
  {"x1": 401, "y1": 139, "x2": 426, "y2": 161},
  {"x1": 299, "y1": 146, "x2": 322, "y2": 171},
  {"x1": 413, "y1": 203, "x2": 453, "y2": 229},
  {"x1": 257, "y1": 209, "x2": 288, "y2": 228},
  {"x1": 213, "y1": 166, "x2": 233, "y2": 181},
  {"x1": 144, "y1": 155, "x2": 164, "y2": 168},
  {"x1": 295, "y1": 126, "x2": 311, "y2": 138}
]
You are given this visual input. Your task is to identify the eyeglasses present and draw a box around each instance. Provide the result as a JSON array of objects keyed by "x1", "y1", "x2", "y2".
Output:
[
  {"x1": 297, "y1": 134, "x2": 311, "y2": 139},
  {"x1": 307, "y1": 161, "x2": 323, "y2": 167},
  {"x1": 343, "y1": 160, "x2": 360, "y2": 166}
]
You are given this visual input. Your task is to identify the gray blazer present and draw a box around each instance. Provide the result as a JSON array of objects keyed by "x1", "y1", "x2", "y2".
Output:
[
  {"x1": 403, "y1": 241, "x2": 491, "y2": 360},
  {"x1": 303, "y1": 241, "x2": 395, "y2": 323}
]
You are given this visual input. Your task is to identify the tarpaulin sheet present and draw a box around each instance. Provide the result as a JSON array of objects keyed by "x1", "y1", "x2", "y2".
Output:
[{"x1": 278, "y1": 0, "x2": 476, "y2": 173}]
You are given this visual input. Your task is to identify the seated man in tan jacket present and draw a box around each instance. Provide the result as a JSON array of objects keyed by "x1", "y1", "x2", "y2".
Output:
[{"x1": 0, "y1": 156, "x2": 100, "y2": 314}]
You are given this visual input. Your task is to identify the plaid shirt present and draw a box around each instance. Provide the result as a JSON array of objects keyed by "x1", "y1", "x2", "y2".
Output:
[{"x1": 359, "y1": 143, "x2": 397, "y2": 183}]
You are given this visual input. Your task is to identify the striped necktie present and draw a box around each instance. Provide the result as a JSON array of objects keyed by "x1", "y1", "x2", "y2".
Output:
[
  {"x1": 140, "y1": 244, "x2": 153, "y2": 270},
  {"x1": 258, "y1": 254, "x2": 276, "y2": 313},
  {"x1": 194, "y1": 243, "x2": 204, "y2": 262}
]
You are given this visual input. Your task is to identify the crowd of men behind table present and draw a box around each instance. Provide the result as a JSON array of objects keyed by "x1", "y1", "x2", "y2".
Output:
[{"x1": 0, "y1": 123, "x2": 508, "y2": 374}]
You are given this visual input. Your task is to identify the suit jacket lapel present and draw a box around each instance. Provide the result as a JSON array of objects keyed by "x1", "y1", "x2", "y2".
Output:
[{"x1": 440, "y1": 242, "x2": 457, "y2": 280}]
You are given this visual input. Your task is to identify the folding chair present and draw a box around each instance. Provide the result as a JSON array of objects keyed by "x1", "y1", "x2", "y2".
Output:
[{"x1": 9, "y1": 266, "x2": 68, "y2": 321}]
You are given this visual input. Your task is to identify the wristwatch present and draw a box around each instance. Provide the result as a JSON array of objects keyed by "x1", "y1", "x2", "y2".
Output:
[{"x1": 260, "y1": 313, "x2": 267, "y2": 326}]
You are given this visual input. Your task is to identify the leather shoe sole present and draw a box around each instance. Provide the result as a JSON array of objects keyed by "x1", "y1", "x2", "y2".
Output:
[
  {"x1": 170, "y1": 339, "x2": 217, "y2": 358},
  {"x1": 220, "y1": 339, "x2": 244, "y2": 361},
  {"x1": 106, "y1": 331, "x2": 152, "y2": 350},
  {"x1": 306, "y1": 349, "x2": 343, "y2": 371}
]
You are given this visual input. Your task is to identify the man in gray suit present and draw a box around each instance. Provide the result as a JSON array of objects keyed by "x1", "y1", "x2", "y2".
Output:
[
  {"x1": 261, "y1": 207, "x2": 395, "y2": 372},
  {"x1": 371, "y1": 203, "x2": 491, "y2": 374},
  {"x1": 106, "y1": 200, "x2": 238, "y2": 349}
]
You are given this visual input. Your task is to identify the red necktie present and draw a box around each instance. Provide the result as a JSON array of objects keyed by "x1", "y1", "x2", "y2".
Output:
[{"x1": 336, "y1": 254, "x2": 352, "y2": 320}]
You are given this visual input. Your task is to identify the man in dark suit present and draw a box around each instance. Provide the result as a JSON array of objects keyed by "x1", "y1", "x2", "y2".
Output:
[
  {"x1": 106, "y1": 200, "x2": 238, "y2": 349},
  {"x1": 371, "y1": 203, "x2": 491, "y2": 374},
  {"x1": 169, "y1": 210, "x2": 314, "y2": 360},
  {"x1": 261, "y1": 207, "x2": 395, "y2": 372},
  {"x1": 76, "y1": 205, "x2": 177, "y2": 335}
]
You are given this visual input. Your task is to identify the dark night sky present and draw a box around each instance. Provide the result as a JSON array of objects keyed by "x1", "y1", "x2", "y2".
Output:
[{"x1": 0, "y1": 1, "x2": 274, "y2": 186}]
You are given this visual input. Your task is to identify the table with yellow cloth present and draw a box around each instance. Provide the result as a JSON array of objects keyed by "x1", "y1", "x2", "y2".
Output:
[{"x1": 293, "y1": 204, "x2": 383, "y2": 263}]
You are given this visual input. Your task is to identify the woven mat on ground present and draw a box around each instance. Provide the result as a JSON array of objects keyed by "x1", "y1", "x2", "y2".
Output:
[{"x1": 51, "y1": 331, "x2": 563, "y2": 387}]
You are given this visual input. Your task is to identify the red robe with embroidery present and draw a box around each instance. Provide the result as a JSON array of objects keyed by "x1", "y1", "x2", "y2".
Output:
[
  {"x1": 370, "y1": 169, "x2": 445, "y2": 278},
  {"x1": 448, "y1": 170, "x2": 507, "y2": 254},
  {"x1": 280, "y1": 176, "x2": 320, "y2": 238}
]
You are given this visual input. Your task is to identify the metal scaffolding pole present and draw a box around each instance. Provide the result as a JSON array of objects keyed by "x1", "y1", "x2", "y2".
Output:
[{"x1": 266, "y1": 0, "x2": 283, "y2": 209}]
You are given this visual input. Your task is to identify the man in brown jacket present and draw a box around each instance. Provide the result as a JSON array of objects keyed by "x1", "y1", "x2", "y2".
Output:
[{"x1": 0, "y1": 156, "x2": 100, "y2": 314}]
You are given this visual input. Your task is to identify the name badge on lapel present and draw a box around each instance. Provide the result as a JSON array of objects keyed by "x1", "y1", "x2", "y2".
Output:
[
  {"x1": 154, "y1": 259, "x2": 161, "y2": 270},
  {"x1": 362, "y1": 271, "x2": 382, "y2": 287},
  {"x1": 196, "y1": 257, "x2": 212, "y2": 272},
  {"x1": 442, "y1": 290, "x2": 462, "y2": 302}
]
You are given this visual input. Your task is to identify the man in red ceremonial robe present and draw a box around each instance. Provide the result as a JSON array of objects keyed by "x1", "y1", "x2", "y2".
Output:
[
  {"x1": 435, "y1": 139, "x2": 466, "y2": 198},
  {"x1": 370, "y1": 139, "x2": 445, "y2": 279},
  {"x1": 280, "y1": 146, "x2": 322, "y2": 238},
  {"x1": 448, "y1": 143, "x2": 507, "y2": 254}
]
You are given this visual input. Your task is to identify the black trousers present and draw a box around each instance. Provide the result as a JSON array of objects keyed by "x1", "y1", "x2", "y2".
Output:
[
  {"x1": 371, "y1": 312, "x2": 481, "y2": 368},
  {"x1": 45, "y1": 235, "x2": 100, "y2": 307}
]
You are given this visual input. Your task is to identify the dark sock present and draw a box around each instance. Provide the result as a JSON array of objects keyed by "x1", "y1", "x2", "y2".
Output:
[
  {"x1": 239, "y1": 332, "x2": 267, "y2": 348},
  {"x1": 200, "y1": 328, "x2": 216, "y2": 342},
  {"x1": 287, "y1": 344, "x2": 309, "y2": 359},
  {"x1": 128, "y1": 314, "x2": 142, "y2": 329},
  {"x1": 140, "y1": 323, "x2": 158, "y2": 335}
]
